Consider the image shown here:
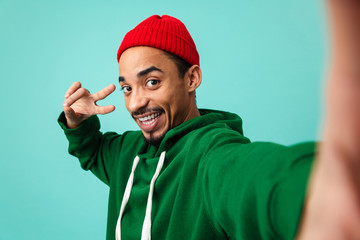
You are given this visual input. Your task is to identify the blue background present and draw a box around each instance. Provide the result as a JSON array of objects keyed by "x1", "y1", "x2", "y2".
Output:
[{"x1": 0, "y1": 0, "x2": 326, "y2": 239}]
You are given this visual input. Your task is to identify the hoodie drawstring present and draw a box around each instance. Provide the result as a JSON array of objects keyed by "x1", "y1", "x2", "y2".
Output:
[
  {"x1": 115, "y1": 155, "x2": 140, "y2": 240},
  {"x1": 115, "y1": 151, "x2": 166, "y2": 240}
]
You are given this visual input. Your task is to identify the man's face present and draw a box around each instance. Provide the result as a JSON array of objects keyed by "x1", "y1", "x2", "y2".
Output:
[{"x1": 118, "y1": 46, "x2": 194, "y2": 145}]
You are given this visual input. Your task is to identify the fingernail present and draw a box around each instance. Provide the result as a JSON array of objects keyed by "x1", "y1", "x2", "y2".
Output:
[
  {"x1": 65, "y1": 94, "x2": 69, "y2": 98},
  {"x1": 63, "y1": 102, "x2": 68, "y2": 107}
]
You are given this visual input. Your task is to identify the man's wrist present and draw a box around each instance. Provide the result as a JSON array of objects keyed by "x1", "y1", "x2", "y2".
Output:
[{"x1": 66, "y1": 120, "x2": 82, "y2": 129}]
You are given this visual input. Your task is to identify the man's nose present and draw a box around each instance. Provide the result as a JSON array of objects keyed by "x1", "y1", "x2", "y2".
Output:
[{"x1": 127, "y1": 90, "x2": 149, "y2": 113}]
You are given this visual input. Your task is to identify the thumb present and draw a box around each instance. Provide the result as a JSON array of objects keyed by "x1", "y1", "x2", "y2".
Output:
[
  {"x1": 63, "y1": 106, "x2": 84, "y2": 129},
  {"x1": 63, "y1": 106, "x2": 78, "y2": 121}
]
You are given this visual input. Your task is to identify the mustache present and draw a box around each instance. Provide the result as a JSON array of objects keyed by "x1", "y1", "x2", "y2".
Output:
[{"x1": 132, "y1": 107, "x2": 164, "y2": 118}]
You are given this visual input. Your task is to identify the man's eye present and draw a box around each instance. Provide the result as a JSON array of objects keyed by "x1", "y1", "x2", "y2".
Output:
[
  {"x1": 121, "y1": 86, "x2": 132, "y2": 93},
  {"x1": 146, "y1": 80, "x2": 159, "y2": 87}
]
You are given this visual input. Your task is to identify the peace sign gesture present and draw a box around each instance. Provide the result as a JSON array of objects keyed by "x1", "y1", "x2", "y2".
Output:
[{"x1": 63, "y1": 81, "x2": 116, "y2": 129}]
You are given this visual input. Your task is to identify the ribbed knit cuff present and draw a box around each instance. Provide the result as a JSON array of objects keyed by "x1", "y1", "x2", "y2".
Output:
[{"x1": 57, "y1": 112, "x2": 101, "y2": 138}]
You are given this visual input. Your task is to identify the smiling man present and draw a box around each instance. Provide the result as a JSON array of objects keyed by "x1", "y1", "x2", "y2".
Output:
[
  {"x1": 118, "y1": 46, "x2": 201, "y2": 145},
  {"x1": 59, "y1": 5, "x2": 360, "y2": 240}
]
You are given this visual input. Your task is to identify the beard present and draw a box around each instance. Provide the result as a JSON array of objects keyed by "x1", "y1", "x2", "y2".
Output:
[{"x1": 143, "y1": 130, "x2": 167, "y2": 146}]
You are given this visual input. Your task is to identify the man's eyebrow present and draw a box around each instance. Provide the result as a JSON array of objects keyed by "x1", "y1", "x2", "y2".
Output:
[
  {"x1": 137, "y1": 66, "x2": 163, "y2": 78},
  {"x1": 118, "y1": 76, "x2": 125, "y2": 82},
  {"x1": 118, "y1": 66, "x2": 162, "y2": 83}
]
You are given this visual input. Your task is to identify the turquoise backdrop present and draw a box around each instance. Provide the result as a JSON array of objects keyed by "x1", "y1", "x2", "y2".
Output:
[{"x1": 0, "y1": 0, "x2": 326, "y2": 239}]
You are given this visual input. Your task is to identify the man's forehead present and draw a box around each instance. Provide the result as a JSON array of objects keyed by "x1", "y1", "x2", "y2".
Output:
[{"x1": 118, "y1": 47, "x2": 175, "y2": 78}]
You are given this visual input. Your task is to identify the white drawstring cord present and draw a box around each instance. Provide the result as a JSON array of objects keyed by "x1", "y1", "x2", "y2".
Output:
[
  {"x1": 115, "y1": 151, "x2": 166, "y2": 240},
  {"x1": 141, "y1": 151, "x2": 166, "y2": 240},
  {"x1": 115, "y1": 155, "x2": 140, "y2": 240}
]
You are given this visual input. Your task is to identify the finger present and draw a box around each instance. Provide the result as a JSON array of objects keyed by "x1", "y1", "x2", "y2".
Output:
[
  {"x1": 95, "y1": 105, "x2": 116, "y2": 115},
  {"x1": 65, "y1": 81, "x2": 82, "y2": 99},
  {"x1": 63, "y1": 106, "x2": 84, "y2": 129},
  {"x1": 93, "y1": 84, "x2": 116, "y2": 101},
  {"x1": 63, "y1": 87, "x2": 89, "y2": 107},
  {"x1": 63, "y1": 106, "x2": 77, "y2": 120}
]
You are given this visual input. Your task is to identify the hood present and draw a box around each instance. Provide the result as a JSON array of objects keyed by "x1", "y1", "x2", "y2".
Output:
[{"x1": 137, "y1": 108, "x2": 246, "y2": 157}]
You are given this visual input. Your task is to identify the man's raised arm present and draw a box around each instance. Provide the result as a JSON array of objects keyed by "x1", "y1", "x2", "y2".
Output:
[
  {"x1": 297, "y1": 0, "x2": 360, "y2": 239},
  {"x1": 59, "y1": 82, "x2": 119, "y2": 185}
]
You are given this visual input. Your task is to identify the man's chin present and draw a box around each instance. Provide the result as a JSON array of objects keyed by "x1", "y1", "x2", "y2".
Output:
[{"x1": 143, "y1": 132, "x2": 166, "y2": 146}]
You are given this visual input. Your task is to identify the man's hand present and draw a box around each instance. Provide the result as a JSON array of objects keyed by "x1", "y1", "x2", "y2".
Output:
[
  {"x1": 297, "y1": 0, "x2": 360, "y2": 239},
  {"x1": 62, "y1": 81, "x2": 116, "y2": 129}
]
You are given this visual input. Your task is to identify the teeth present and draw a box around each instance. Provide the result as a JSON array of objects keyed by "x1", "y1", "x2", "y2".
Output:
[{"x1": 139, "y1": 112, "x2": 160, "y2": 124}]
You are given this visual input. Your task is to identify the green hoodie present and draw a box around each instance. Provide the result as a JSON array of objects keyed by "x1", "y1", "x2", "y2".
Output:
[{"x1": 58, "y1": 109, "x2": 314, "y2": 240}]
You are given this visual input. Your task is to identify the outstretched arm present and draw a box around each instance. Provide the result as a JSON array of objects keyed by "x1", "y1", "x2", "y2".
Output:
[
  {"x1": 62, "y1": 81, "x2": 116, "y2": 128},
  {"x1": 297, "y1": 0, "x2": 360, "y2": 239}
]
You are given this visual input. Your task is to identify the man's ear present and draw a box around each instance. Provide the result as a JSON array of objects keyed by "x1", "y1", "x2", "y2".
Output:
[{"x1": 186, "y1": 65, "x2": 202, "y2": 93}]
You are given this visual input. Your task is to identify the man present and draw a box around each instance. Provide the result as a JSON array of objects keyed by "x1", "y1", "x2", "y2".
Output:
[{"x1": 59, "y1": 1, "x2": 360, "y2": 239}]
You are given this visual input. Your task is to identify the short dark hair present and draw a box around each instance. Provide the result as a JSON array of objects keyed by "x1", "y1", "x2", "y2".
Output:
[{"x1": 163, "y1": 51, "x2": 192, "y2": 78}]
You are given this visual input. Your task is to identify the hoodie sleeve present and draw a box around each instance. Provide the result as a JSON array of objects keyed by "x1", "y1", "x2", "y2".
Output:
[
  {"x1": 202, "y1": 139, "x2": 315, "y2": 240},
  {"x1": 58, "y1": 112, "x2": 125, "y2": 186}
]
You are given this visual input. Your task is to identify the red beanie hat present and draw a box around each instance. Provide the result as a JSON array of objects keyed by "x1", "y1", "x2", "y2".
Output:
[{"x1": 117, "y1": 15, "x2": 199, "y2": 66}]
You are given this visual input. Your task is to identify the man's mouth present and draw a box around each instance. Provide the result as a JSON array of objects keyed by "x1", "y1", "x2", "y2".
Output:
[
  {"x1": 132, "y1": 108, "x2": 165, "y2": 132},
  {"x1": 138, "y1": 112, "x2": 161, "y2": 125}
]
